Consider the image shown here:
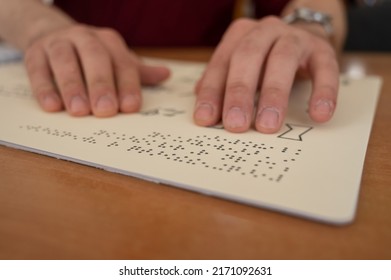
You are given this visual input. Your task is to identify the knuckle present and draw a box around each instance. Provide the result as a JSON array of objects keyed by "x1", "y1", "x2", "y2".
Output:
[
  {"x1": 46, "y1": 38, "x2": 73, "y2": 59},
  {"x1": 274, "y1": 34, "x2": 302, "y2": 56},
  {"x1": 198, "y1": 84, "x2": 220, "y2": 95},
  {"x1": 264, "y1": 84, "x2": 285, "y2": 94},
  {"x1": 236, "y1": 35, "x2": 263, "y2": 54},
  {"x1": 273, "y1": 45, "x2": 299, "y2": 60},
  {"x1": 116, "y1": 60, "x2": 136, "y2": 73},
  {"x1": 89, "y1": 76, "x2": 107, "y2": 86},
  {"x1": 226, "y1": 81, "x2": 252, "y2": 97},
  {"x1": 197, "y1": 84, "x2": 222, "y2": 103},
  {"x1": 97, "y1": 27, "x2": 122, "y2": 41},
  {"x1": 228, "y1": 18, "x2": 255, "y2": 33},
  {"x1": 68, "y1": 24, "x2": 91, "y2": 36},
  {"x1": 60, "y1": 78, "x2": 84, "y2": 94},
  {"x1": 89, "y1": 76, "x2": 113, "y2": 91},
  {"x1": 260, "y1": 15, "x2": 282, "y2": 26},
  {"x1": 80, "y1": 37, "x2": 106, "y2": 55},
  {"x1": 262, "y1": 84, "x2": 289, "y2": 105},
  {"x1": 282, "y1": 33, "x2": 301, "y2": 46},
  {"x1": 263, "y1": 84, "x2": 285, "y2": 95},
  {"x1": 65, "y1": 25, "x2": 107, "y2": 55}
]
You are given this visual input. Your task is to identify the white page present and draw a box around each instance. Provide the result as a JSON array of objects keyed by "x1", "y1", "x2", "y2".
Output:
[{"x1": 0, "y1": 59, "x2": 382, "y2": 224}]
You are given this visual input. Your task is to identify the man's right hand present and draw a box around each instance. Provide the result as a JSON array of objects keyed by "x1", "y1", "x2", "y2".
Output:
[{"x1": 24, "y1": 24, "x2": 170, "y2": 117}]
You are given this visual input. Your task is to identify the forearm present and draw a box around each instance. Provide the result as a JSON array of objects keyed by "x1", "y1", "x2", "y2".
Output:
[
  {"x1": 0, "y1": 0, "x2": 75, "y2": 50},
  {"x1": 281, "y1": 0, "x2": 347, "y2": 52}
]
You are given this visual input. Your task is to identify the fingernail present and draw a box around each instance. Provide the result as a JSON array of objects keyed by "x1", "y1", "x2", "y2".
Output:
[
  {"x1": 225, "y1": 107, "x2": 246, "y2": 129},
  {"x1": 257, "y1": 107, "x2": 279, "y2": 129},
  {"x1": 195, "y1": 103, "x2": 213, "y2": 121},
  {"x1": 96, "y1": 95, "x2": 115, "y2": 113},
  {"x1": 70, "y1": 95, "x2": 87, "y2": 114},
  {"x1": 315, "y1": 99, "x2": 333, "y2": 116}
]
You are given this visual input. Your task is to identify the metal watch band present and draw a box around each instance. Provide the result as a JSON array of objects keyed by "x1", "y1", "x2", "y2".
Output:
[{"x1": 283, "y1": 7, "x2": 334, "y2": 37}]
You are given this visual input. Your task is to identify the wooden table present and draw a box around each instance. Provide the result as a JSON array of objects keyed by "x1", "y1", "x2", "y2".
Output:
[{"x1": 0, "y1": 49, "x2": 390, "y2": 259}]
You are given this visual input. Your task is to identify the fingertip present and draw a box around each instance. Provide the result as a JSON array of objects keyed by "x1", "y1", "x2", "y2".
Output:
[
  {"x1": 68, "y1": 95, "x2": 91, "y2": 117},
  {"x1": 255, "y1": 107, "x2": 282, "y2": 134},
  {"x1": 194, "y1": 102, "x2": 216, "y2": 126},
  {"x1": 39, "y1": 93, "x2": 63, "y2": 112},
  {"x1": 120, "y1": 94, "x2": 141, "y2": 113},
  {"x1": 92, "y1": 95, "x2": 118, "y2": 117},
  {"x1": 309, "y1": 99, "x2": 335, "y2": 123}
]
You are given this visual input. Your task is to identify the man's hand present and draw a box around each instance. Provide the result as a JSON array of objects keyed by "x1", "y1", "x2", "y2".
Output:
[
  {"x1": 24, "y1": 24, "x2": 170, "y2": 117},
  {"x1": 193, "y1": 16, "x2": 339, "y2": 134}
]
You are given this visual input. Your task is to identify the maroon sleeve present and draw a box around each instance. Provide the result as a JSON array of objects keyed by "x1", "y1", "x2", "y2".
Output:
[
  {"x1": 252, "y1": 0, "x2": 290, "y2": 18},
  {"x1": 53, "y1": 0, "x2": 236, "y2": 47}
]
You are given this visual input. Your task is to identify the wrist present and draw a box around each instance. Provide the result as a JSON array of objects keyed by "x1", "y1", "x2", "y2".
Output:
[{"x1": 280, "y1": 0, "x2": 347, "y2": 52}]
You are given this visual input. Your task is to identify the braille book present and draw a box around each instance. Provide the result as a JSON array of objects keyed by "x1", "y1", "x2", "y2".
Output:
[{"x1": 0, "y1": 59, "x2": 382, "y2": 224}]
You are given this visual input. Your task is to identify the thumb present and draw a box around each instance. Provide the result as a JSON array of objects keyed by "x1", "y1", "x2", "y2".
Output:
[{"x1": 139, "y1": 64, "x2": 171, "y2": 86}]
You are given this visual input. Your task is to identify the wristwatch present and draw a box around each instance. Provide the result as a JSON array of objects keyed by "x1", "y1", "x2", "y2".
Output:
[{"x1": 283, "y1": 7, "x2": 333, "y2": 37}]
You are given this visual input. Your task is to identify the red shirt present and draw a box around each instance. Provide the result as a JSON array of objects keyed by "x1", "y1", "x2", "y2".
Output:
[{"x1": 54, "y1": 0, "x2": 289, "y2": 46}]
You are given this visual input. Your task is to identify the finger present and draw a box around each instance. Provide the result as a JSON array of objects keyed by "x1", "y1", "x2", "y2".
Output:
[
  {"x1": 194, "y1": 74, "x2": 204, "y2": 94},
  {"x1": 256, "y1": 32, "x2": 309, "y2": 134},
  {"x1": 45, "y1": 38, "x2": 90, "y2": 116},
  {"x1": 194, "y1": 18, "x2": 255, "y2": 127},
  {"x1": 139, "y1": 64, "x2": 171, "y2": 85},
  {"x1": 97, "y1": 30, "x2": 145, "y2": 113},
  {"x1": 223, "y1": 18, "x2": 282, "y2": 132},
  {"x1": 307, "y1": 44, "x2": 339, "y2": 123},
  {"x1": 128, "y1": 60, "x2": 170, "y2": 111},
  {"x1": 24, "y1": 44, "x2": 63, "y2": 112},
  {"x1": 73, "y1": 28, "x2": 118, "y2": 117}
]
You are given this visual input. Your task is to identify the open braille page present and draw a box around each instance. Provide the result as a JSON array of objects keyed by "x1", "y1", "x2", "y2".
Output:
[{"x1": 0, "y1": 59, "x2": 382, "y2": 224}]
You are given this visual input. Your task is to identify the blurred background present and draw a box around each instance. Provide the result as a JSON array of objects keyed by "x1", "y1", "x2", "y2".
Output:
[
  {"x1": 1, "y1": 0, "x2": 391, "y2": 64},
  {"x1": 345, "y1": 0, "x2": 391, "y2": 51}
]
